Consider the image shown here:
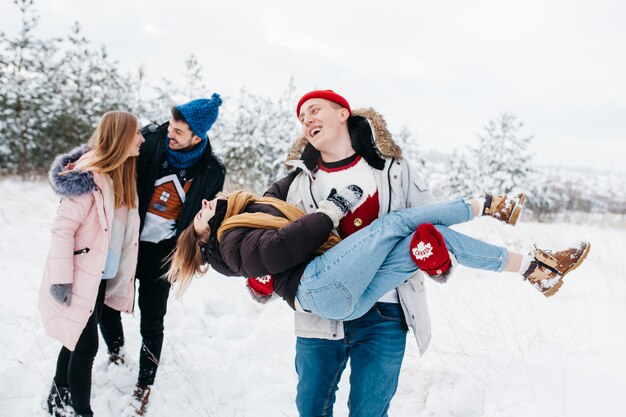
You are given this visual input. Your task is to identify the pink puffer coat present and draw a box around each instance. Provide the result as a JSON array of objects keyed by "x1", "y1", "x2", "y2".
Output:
[{"x1": 39, "y1": 146, "x2": 139, "y2": 350}]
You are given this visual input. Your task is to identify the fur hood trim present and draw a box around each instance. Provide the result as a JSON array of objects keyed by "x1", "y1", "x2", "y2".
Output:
[
  {"x1": 286, "y1": 107, "x2": 402, "y2": 168},
  {"x1": 48, "y1": 145, "x2": 96, "y2": 197}
]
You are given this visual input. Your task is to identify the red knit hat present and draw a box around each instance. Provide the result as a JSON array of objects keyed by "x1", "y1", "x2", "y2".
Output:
[
  {"x1": 296, "y1": 90, "x2": 351, "y2": 116},
  {"x1": 410, "y1": 223, "x2": 452, "y2": 277}
]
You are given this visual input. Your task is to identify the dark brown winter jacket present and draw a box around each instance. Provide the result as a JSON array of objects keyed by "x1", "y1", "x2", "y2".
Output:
[{"x1": 205, "y1": 197, "x2": 336, "y2": 309}]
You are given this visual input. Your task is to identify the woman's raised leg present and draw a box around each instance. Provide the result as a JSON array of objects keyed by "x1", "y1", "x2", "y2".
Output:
[
  {"x1": 341, "y1": 225, "x2": 509, "y2": 320},
  {"x1": 296, "y1": 199, "x2": 474, "y2": 319}
]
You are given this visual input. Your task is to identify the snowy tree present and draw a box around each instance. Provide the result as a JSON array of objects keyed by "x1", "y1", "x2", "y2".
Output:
[
  {"x1": 0, "y1": 0, "x2": 61, "y2": 176},
  {"x1": 606, "y1": 175, "x2": 626, "y2": 218},
  {"x1": 438, "y1": 149, "x2": 477, "y2": 199},
  {"x1": 395, "y1": 126, "x2": 426, "y2": 172},
  {"x1": 30, "y1": 22, "x2": 136, "y2": 173},
  {"x1": 215, "y1": 81, "x2": 299, "y2": 193},
  {"x1": 0, "y1": 2, "x2": 216, "y2": 175},
  {"x1": 439, "y1": 113, "x2": 534, "y2": 199},
  {"x1": 473, "y1": 113, "x2": 534, "y2": 193},
  {"x1": 523, "y1": 167, "x2": 624, "y2": 221},
  {"x1": 180, "y1": 54, "x2": 208, "y2": 102},
  {"x1": 524, "y1": 170, "x2": 567, "y2": 221},
  {"x1": 44, "y1": 23, "x2": 133, "y2": 147},
  {"x1": 124, "y1": 65, "x2": 152, "y2": 122},
  {"x1": 147, "y1": 54, "x2": 209, "y2": 122}
]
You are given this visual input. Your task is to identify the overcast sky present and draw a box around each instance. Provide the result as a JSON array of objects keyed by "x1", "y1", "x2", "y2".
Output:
[{"x1": 2, "y1": 0, "x2": 624, "y2": 173}]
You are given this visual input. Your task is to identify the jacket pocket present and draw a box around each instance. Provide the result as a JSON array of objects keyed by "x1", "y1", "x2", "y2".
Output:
[
  {"x1": 73, "y1": 248, "x2": 101, "y2": 278},
  {"x1": 412, "y1": 178, "x2": 430, "y2": 191},
  {"x1": 408, "y1": 275, "x2": 425, "y2": 293},
  {"x1": 74, "y1": 247, "x2": 90, "y2": 255}
]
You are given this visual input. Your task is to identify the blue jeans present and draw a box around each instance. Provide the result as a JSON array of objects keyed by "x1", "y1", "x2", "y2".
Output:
[
  {"x1": 297, "y1": 199, "x2": 508, "y2": 320},
  {"x1": 295, "y1": 303, "x2": 407, "y2": 417}
]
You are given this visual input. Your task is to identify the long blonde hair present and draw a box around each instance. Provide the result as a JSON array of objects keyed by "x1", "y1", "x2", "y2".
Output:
[
  {"x1": 76, "y1": 111, "x2": 139, "y2": 208},
  {"x1": 165, "y1": 224, "x2": 211, "y2": 296}
]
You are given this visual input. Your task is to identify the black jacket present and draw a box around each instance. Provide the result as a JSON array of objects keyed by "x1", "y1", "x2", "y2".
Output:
[
  {"x1": 138, "y1": 122, "x2": 226, "y2": 245},
  {"x1": 206, "y1": 201, "x2": 334, "y2": 309}
]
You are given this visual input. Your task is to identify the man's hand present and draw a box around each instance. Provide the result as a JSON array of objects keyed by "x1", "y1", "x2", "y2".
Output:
[
  {"x1": 317, "y1": 185, "x2": 364, "y2": 227},
  {"x1": 246, "y1": 275, "x2": 275, "y2": 304},
  {"x1": 246, "y1": 285, "x2": 275, "y2": 304}
]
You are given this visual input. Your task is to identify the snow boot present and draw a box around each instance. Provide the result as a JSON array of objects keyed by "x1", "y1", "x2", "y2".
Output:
[
  {"x1": 108, "y1": 347, "x2": 126, "y2": 366},
  {"x1": 483, "y1": 192, "x2": 526, "y2": 225},
  {"x1": 130, "y1": 384, "x2": 151, "y2": 416},
  {"x1": 523, "y1": 242, "x2": 591, "y2": 297},
  {"x1": 45, "y1": 382, "x2": 73, "y2": 416}
]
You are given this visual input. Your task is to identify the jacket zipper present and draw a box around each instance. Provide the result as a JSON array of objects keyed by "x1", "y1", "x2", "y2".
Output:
[
  {"x1": 74, "y1": 248, "x2": 90, "y2": 255},
  {"x1": 386, "y1": 158, "x2": 394, "y2": 213},
  {"x1": 308, "y1": 175, "x2": 318, "y2": 209}
]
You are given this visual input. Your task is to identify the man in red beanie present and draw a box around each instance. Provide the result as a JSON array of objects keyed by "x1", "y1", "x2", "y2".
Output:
[{"x1": 259, "y1": 89, "x2": 455, "y2": 416}]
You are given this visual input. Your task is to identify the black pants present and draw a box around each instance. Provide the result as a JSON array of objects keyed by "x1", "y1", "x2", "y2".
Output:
[
  {"x1": 99, "y1": 241, "x2": 172, "y2": 386},
  {"x1": 54, "y1": 280, "x2": 106, "y2": 416}
]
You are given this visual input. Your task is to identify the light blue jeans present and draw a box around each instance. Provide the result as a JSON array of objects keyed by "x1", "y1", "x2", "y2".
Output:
[{"x1": 296, "y1": 199, "x2": 508, "y2": 321}]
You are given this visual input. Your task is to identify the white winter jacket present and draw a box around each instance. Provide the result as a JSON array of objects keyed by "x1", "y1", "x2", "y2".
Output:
[{"x1": 280, "y1": 108, "x2": 438, "y2": 355}]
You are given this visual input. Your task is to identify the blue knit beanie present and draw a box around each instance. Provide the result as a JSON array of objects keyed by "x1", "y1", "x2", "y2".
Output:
[{"x1": 175, "y1": 93, "x2": 222, "y2": 140}]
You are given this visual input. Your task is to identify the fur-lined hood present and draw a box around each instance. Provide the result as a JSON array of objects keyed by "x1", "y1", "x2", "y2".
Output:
[
  {"x1": 286, "y1": 107, "x2": 402, "y2": 171},
  {"x1": 48, "y1": 145, "x2": 97, "y2": 197}
]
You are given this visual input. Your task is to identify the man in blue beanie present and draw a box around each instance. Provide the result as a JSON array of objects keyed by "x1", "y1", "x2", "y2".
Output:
[{"x1": 99, "y1": 94, "x2": 226, "y2": 415}]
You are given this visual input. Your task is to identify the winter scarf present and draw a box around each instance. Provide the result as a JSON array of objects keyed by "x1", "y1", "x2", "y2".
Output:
[
  {"x1": 164, "y1": 137, "x2": 208, "y2": 168},
  {"x1": 216, "y1": 191, "x2": 341, "y2": 254}
]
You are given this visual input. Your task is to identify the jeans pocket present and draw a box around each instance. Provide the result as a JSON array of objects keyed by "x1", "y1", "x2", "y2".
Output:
[
  {"x1": 307, "y1": 282, "x2": 352, "y2": 320},
  {"x1": 375, "y1": 302, "x2": 404, "y2": 322}
]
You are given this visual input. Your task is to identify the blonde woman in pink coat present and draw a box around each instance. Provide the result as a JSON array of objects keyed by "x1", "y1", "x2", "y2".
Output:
[{"x1": 40, "y1": 111, "x2": 144, "y2": 417}]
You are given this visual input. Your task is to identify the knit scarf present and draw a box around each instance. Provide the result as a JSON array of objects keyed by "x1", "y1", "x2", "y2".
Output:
[
  {"x1": 164, "y1": 137, "x2": 207, "y2": 168},
  {"x1": 216, "y1": 191, "x2": 341, "y2": 255}
]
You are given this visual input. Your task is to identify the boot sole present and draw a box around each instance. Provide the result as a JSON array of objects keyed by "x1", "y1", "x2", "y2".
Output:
[
  {"x1": 508, "y1": 193, "x2": 527, "y2": 226},
  {"x1": 543, "y1": 242, "x2": 591, "y2": 297}
]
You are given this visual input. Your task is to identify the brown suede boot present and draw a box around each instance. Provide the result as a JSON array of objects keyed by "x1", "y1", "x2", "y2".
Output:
[
  {"x1": 483, "y1": 193, "x2": 526, "y2": 225},
  {"x1": 523, "y1": 242, "x2": 591, "y2": 297}
]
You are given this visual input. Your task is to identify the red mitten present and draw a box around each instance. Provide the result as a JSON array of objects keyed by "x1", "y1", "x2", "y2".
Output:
[
  {"x1": 247, "y1": 274, "x2": 274, "y2": 296},
  {"x1": 409, "y1": 223, "x2": 452, "y2": 277}
]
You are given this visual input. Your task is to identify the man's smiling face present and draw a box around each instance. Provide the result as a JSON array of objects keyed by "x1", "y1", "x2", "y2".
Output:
[{"x1": 298, "y1": 98, "x2": 349, "y2": 153}]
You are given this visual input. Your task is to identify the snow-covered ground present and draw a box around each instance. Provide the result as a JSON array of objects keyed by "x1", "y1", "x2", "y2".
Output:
[{"x1": 1, "y1": 178, "x2": 625, "y2": 417}]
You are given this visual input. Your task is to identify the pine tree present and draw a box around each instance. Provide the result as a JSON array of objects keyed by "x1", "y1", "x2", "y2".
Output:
[
  {"x1": 439, "y1": 150, "x2": 477, "y2": 199},
  {"x1": 181, "y1": 54, "x2": 208, "y2": 101},
  {"x1": 395, "y1": 126, "x2": 426, "y2": 172},
  {"x1": 0, "y1": 10, "x2": 137, "y2": 175},
  {"x1": 438, "y1": 113, "x2": 534, "y2": 199},
  {"x1": 215, "y1": 81, "x2": 298, "y2": 193},
  {"x1": 125, "y1": 65, "x2": 151, "y2": 122},
  {"x1": 44, "y1": 23, "x2": 132, "y2": 148},
  {"x1": 473, "y1": 113, "x2": 534, "y2": 193},
  {"x1": 525, "y1": 170, "x2": 566, "y2": 221},
  {"x1": 0, "y1": 0, "x2": 61, "y2": 176},
  {"x1": 147, "y1": 54, "x2": 208, "y2": 122}
]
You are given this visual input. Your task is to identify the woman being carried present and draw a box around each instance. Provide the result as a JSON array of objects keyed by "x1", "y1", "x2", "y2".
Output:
[{"x1": 166, "y1": 186, "x2": 590, "y2": 321}]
